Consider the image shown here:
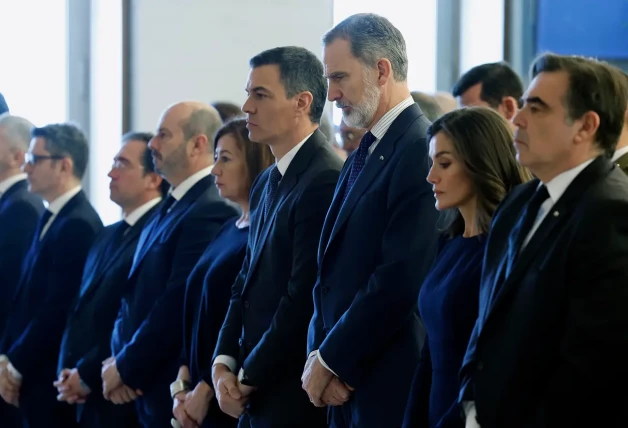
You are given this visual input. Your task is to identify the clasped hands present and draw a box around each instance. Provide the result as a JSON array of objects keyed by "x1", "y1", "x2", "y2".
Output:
[
  {"x1": 101, "y1": 356, "x2": 143, "y2": 404},
  {"x1": 54, "y1": 368, "x2": 90, "y2": 404},
  {"x1": 172, "y1": 380, "x2": 216, "y2": 428},
  {"x1": 212, "y1": 364, "x2": 255, "y2": 420},
  {"x1": 301, "y1": 353, "x2": 353, "y2": 407},
  {"x1": 0, "y1": 360, "x2": 21, "y2": 407}
]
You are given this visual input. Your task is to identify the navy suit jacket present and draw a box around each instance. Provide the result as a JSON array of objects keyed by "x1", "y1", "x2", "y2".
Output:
[
  {"x1": 459, "y1": 157, "x2": 628, "y2": 428},
  {"x1": 214, "y1": 130, "x2": 343, "y2": 426},
  {"x1": 0, "y1": 179, "x2": 44, "y2": 334},
  {"x1": 308, "y1": 104, "x2": 440, "y2": 427},
  {"x1": 0, "y1": 191, "x2": 103, "y2": 421},
  {"x1": 112, "y1": 174, "x2": 237, "y2": 426}
]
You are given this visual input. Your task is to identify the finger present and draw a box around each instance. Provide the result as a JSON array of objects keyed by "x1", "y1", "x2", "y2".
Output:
[
  {"x1": 225, "y1": 381, "x2": 241, "y2": 400},
  {"x1": 76, "y1": 397, "x2": 87, "y2": 404},
  {"x1": 136, "y1": 389, "x2": 143, "y2": 396}
]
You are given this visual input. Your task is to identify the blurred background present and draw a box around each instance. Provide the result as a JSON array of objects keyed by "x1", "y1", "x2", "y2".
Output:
[{"x1": 1, "y1": 0, "x2": 626, "y2": 225}]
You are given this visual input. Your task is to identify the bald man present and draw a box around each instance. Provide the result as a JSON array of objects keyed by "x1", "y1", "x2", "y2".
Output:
[{"x1": 103, "y1": 102, "x2": 238, "y2": 427}]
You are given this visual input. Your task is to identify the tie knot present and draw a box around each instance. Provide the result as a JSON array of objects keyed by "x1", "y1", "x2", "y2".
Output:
[
  {"x1": 530, "y1": 185, "x2": 549, "y2": 209},
  {"x1": 269, "y1": 166, "x2": 282, "y2": 186},
  {"x1": 359, "y1": 132, "x2": 377, "y2": 151}
]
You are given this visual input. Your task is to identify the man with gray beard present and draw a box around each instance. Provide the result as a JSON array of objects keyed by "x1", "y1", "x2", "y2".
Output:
[{"x1": 302, "y1": 13, "x2": 439, "y2": 428}]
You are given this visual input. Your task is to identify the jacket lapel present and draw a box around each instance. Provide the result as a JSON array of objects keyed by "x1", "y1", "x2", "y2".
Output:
[
  {"x1": 0, "y1": 179, "x2": 26, "y2": 205},
  {"x1": 488, "y1": 156, "x2": 613, "y2": 315},
  {"x1": 243, "y1": 131, "x2": 325, "y2": 294},
  {"x1": 323, "y1": 104, "x2": 420, "y2": 258}
]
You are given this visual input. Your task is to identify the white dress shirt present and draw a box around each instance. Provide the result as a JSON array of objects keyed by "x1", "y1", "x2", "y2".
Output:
[
  {"x1": 170, "y1": 165, "x2": 213, "y2": 202},
  {"x1": 465, "y1": 157, "x2": 595, "y2": 427},
  {"x1": 612, "y1": 145, "x2": 628, "y2": 162},
  {"x1": 0, "y1": 173, "x2": 27, "y2": 197},
  {"x1": 212, "y1": 133, "x2": 313, "y2": 376},
  {"x1": 124, "y1": 197, "x2": 162, "y2": 227},
  {"x1": 40, "y1": 186, "x2": 82, "y2": 239}
]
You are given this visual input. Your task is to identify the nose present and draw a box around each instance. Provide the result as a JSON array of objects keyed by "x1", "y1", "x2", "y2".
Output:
[
  {"x1": 242, "y1": 96, "x2": 254, "y2": 114},
  {"x1": 426, "y1": 164, "x2": 438, "y2": 185},
  {"x1": 327, "y1": 83, "x2": 342, "y2": 103},
  {"x1": 148, "y1": 137, "x2": 158, "y2": 152},
  {"x1": 512, "y1": 108, "x2": 525, "y2": 129},
  {"x1": 107, "y1": 168, "x2": 117, "y2": 179},
  {"x1": 211, "y1": 162, "x2": 221, "y2": 176},
  {"x1": 22, "y1": 162, "x2": 32, "y2": 174}
]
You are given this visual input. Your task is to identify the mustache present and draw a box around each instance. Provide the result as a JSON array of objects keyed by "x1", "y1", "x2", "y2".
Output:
[
  {"x1": 151, "y1": 149, "x2": 162, "y2": 160},
  {"x1": 335, "y1": 101, "x2": 350, "y2": 109}
]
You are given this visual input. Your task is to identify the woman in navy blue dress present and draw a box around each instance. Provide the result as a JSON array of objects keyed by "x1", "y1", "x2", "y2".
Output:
[
  {"x1": 171, "y1": 118, "x2": 274, "y2": 428},
  {"x1": 402, "y1": 107, "x2": 532, "y2": 428}
]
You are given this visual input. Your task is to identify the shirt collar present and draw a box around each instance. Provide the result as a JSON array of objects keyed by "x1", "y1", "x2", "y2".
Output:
[
  {"x1": 47, "y1": 186, "x2": 82, "y2": 214},
  {"x1": 276, "y1": 132, "x2": 313, "y2": 176},
  {"x1": 543, "y1": 158, "x2": 595, "y2": 204},
  {"x1": 370, "y1": 96, "x2": 415, "y2": 140},
  {"x1": 612, "y1": 145, "x2": 628, "y2": 162},
  {"x1": 170, "y1": 165, "x2": 213, "y2": 201},
  {"x1": 124, "y1": 196, "x2": 162, "y2": 226},
  {"x1": 0, "y1": 173, "x2": 27, "y2": 195}
]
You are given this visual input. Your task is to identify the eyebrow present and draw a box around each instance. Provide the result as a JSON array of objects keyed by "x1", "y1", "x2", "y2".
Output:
[
  {"x1": 434, "y1": 151, "x2": 452, "y2": 158},
  {"x1": 325, "y1": 71, "x2": 347, "y2": 79},
  {"x1": 247, "y1": 86, "x2": 271, "y2": 94},
  {"x1": 115, "y1": 155, "x2": 132, "y2": 164},
  {"x1": 522, "y1": 96, "x2": 550, "y2": 109},
  {"x1": 216, "y1": 149, "x2": 233, "y2": 155}
]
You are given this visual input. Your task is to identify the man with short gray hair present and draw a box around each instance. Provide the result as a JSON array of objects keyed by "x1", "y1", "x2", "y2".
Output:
[{"x1": 303, "y1": 13, "x2": 439, "y2": 427}]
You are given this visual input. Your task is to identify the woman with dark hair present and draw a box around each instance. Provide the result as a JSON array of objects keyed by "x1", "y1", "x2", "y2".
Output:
[
  {"x1": 171, "y1": 118, "x2": 274, "y2": 428},
  {"x1": 402, "y1": 107, "x2": 531, "y2": 428}
]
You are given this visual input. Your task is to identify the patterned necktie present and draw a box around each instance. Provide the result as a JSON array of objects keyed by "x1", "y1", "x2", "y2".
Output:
[
  {"x1": 264, "y1": 166, "x2": 282, "y2": 220},
  {"x1": 342, "y1": 131, "x2": 377, "y2": 203},
  {"x1": 507, "y1": 185, "x2": 550, "y2": 274}
]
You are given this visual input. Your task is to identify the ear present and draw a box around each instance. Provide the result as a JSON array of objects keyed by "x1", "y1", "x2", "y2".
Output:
[
  {"x1": 295, "y1": 91, "x2": 314, "y2": 119},
  {"x1": 10, "y1": 149, "x2": 25, "y2": 169},
  {"x1": 499, "y1": 97, "x2": 519, "y2": 121},
  {"x1": 60, "y1": 157, "x2": 74, "y2": 176},
  {"x1": 191, "y1": 134, "x2": 209, "y2": 155},
  {"x1": 376, "y1": 58, "x2": 393, "y2": 86},
  {"x1": 145, "y1": 172, "x2": 162, "y2": 191},
  {"x1": 573, "y1": 111, "x2": 600, "y2": 146}
]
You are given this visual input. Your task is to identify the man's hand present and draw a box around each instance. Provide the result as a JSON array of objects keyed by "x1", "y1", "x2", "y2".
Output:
[
  {"x1": 213, "y1": 364, "x2": 247, "y2": 419},
  {"x1": 101, "y1": 358, "x2": 123, "y2": 399},
  {"x1": 108, "y1": 385, "x2": 142, "y2": 405},
  {"x1": 172, "y1": 391, "x2": 196, "y2": 428},
  {"x1": 237, "y1": 379, "x2": 255, "y2": 398},
  {"x1": 301, "y1": 353, "x2": 333, "y2": 407},
  {"x1": 321, "y1": 377, "x2": 352, "y2": 406},
  {"x1": 0, "y1": 360, "x2": 21, "y2": 407},
  {"x1": 54, "y1": 368, "x2": 90, "y2": 404},
  {"x1": 184, "y1": 381, "x2": 214, "y2": 426}
]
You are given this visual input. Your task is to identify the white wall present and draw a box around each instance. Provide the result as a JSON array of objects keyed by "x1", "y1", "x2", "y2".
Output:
[
  {"x1": 130, "y1": 0, "x2": 334, "y2": 132},
  {"x1": 459, "y1": 0, "x2": 505, "y2": 73}
]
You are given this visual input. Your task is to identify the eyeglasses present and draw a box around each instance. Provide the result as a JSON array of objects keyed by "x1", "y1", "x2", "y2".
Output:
[
  {"x1": 111, "y1": 159, "x2": 144, "y2": 171},
  {"x1": 24, "y1": 153, "x2": 65, "y2": 166}
]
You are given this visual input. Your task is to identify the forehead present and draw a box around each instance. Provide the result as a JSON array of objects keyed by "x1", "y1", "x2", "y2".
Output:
[
  {"x1": 323, "y1": 38, "x2": 361, "y2": 74},
  {"x1": 428, "y1": 131, "x2": 455, "y2": 156},
  {"x1": 525, "y1": 71, "x2": 570, "y2": 106},
  {"x1": 458, "y1": 83, "x2": 485, "y2": 107},
  {"x1": 216, "y1": 133, "x2": 240, "y2": 152},
  {"x1": 247, "y1": 64, "x2": 284, "y2": 93},
  {"x1": 30, "y1": 137, "x2": 48, "y2": 153},
  {"x1": 117, "y1": 140, "x2": 146, "y2": 161}
]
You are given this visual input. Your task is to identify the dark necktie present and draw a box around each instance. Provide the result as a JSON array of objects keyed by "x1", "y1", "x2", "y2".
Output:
[
  {"x1": 507, "y1": 185, "x2": 550, "y2": 274},
  {"x1": 36, "y1": 209, "x2": 54, "y2": 241},
  {"x1": 157, "y1": 195, "x2": 176, "y2": 222},
  {"x1": 264, "y1": 166, "x2": 282, "y2": 220},
  {"x1": 342, "y1": 131, "x2": 377, "y2": 203}
]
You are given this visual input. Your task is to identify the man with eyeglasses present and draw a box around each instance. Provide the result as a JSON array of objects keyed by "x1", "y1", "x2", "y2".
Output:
[
  {"x1": 55, "y1": 132, "x2": 167, "y2": 428},
  {"x1": 0, "y1": 123, "x2": 103, "y2": 427}
]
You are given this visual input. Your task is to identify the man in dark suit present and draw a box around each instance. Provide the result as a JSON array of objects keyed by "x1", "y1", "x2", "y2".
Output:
[
  {"x1": 55, "y1": 132, "x2": 168, "y2": 427},
  {"x1": 459, "y1": 54, "x2": 628, "y2": 428},
  {"x1": 0, "y1": 123, "x2": 104, "y2": 427},
  {"x1": 211, "y1": 46, "x2": 342, "y2": 427},
  {"x1": 302, "y1": 14, "x2": 439, "y2": 428},
  {"x1": 102, "y1": 102, "x2": 238, "y2": 427},
  {"x1": 0, "y1": 114, "x2": 44, "y2": 426}
]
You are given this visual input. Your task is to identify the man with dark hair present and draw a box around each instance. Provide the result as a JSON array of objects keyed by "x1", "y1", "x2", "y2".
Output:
[
  {"x1": 460, "y1": 53, "x2": 628, "y2": 427},
  {"x1": 55, "y1": 132, "x2": 166, "y2": 428},
  {"x1": 453, "y1": 62, "x2": 523, "y2": 125},
  {"x1": 102, "y1": 102, "x2": 238, "y2": 427},
  {"x1": 212, "y1": 46, "x2": 342, "y2": 427},
  {"x1": 0, "y1": 123, "x2": 103, "y2": 427},
  {"x1": 609, "y1": 68, "x2": 628, "y2": 173},
  {"x1": 411, "y1": 91, "x2": 443, "y2": 122},
  {"x1": 211, "y1": 101, "x2": 244, "y2": 123},
  {"x1": 303, "y1": 13, "x2": 439, "y2": 427}
]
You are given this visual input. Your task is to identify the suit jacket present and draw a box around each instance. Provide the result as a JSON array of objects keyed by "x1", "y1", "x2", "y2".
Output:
[
  {"x1": 214, "y1": 130, "x2": 343, "y2": 427},
  {"x1": 460, "y1": 156, "x2": 628, "y2": 428},
  {"x1": 615, "y1": 151, "x2": 628, "y2": 175},
  {"x1": 308, "y1": 104, "x2": 440, "y2": 427},
  {"x1": 0, "y1": 179, "x2": 44, "y2": 334},
  {"x1": 112, "y1": 174, "x2": 237, "y2": 427},
  {"x1": 0, "y1": 190, "x2": 103, "y2": 425},
  {"x1": 58, "y1": 204, "x2": 157, "y2": 426}
]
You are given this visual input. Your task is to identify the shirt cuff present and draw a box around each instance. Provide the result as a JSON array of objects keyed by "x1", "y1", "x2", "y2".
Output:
[
  {"x1": 213, "y1": 355, "x2": 237, "y2": 373},
  {"x1": 464, "y1": 401, "x2": 481, "y2": 428},
  {"x1": 1, "y1": 354, "x2": 22, "y2": 380},
  {"x1": 308, "y1": 350, "x2": 318, "y2": 359},
  {"x1": 317, "y1": 351, "x2": 338, "y2": 377}
]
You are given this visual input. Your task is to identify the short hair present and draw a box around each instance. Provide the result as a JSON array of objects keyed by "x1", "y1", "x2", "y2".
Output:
[
  {"x1": 0, "y1": 113, "x2": 34, "y2": 152},
  {"x1": 453, "y1": 62, "x2": 524, "y2": 108},
  {"x1": 323, "y1": 13, "x2": 408, "y2": 82},
  {"x1": 427, "y1": 107, "x2": 532, "y2": 237},
  {"x1": 411, "y1": 91, "x2": 443, "y2": 122},
  {"x1": 249, "y1": 46, "x2": 327, "y2": 124},
  {"x1": 531, "y1": 53, "x2": 628, "y2": 157},
  {"x1": 214, "y1": 118, "x2": 274, "y2": 191},
  {"x1": 211, "y1": 101, "x2": 244, "y2": 123},
  {"x1": 31, "y1": 123, "x2": 89, "y2": 179},
  {"x1": 180, "y1": 106, "x2": 223, "y2": 152},
  {"x1": 122, "y1": 131, "x2": 170, "y2": 196}
]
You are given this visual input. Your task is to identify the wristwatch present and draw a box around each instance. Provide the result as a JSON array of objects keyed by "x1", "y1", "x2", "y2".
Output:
[{"x1": 170, "y1": 379, "x2": 190, "y2": 399}]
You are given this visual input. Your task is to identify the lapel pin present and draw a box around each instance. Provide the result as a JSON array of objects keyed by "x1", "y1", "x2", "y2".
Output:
[
  {"x1": 379, "y1": 155, "x2": 384, "y2": 161},
  {"x1": 553, "y1": 211, "x2": 559, "y2": 217}
]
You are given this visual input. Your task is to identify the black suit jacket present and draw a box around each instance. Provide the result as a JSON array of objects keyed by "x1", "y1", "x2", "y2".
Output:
[
  {"x1": 214, "y1": 130, "x2": 343, "y2": 426},
  {"x1": 0, "y1": 190, "x2": 103, "y2": 424},
  {"x1": 112, "y1": 174, "x2": 238, "y2": 427},
  {"x1": 58, "y1": 203, "x2": 158, "y2": 425},
  {"x1": 308, "y1": 104, "x2": 440, "y2": 427},
  {"x1": 460, "y1": 156, "x2": 628, "y2": 428},
  {"x1": 0, "y1": 179, "x2": 44, "y2": 334}
]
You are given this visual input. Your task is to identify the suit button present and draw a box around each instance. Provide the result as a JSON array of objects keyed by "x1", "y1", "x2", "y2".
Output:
[
  {"x1": 321, "y1": 286, "x2": 328, "y2": 295},
  {"x1": 477, "y1": 361, "x2": 484, "y2": 371},
  {"x1": 244, "y1": 301, "x2": 250, "y2": 309},
  {"x1": 238, "y1": 338, "x2": 243, "y2": 347}
]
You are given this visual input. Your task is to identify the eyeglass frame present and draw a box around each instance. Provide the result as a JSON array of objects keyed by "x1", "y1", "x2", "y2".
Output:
[{"x1": 24, "y1": 153, "x2": 66, "y2": 166}]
